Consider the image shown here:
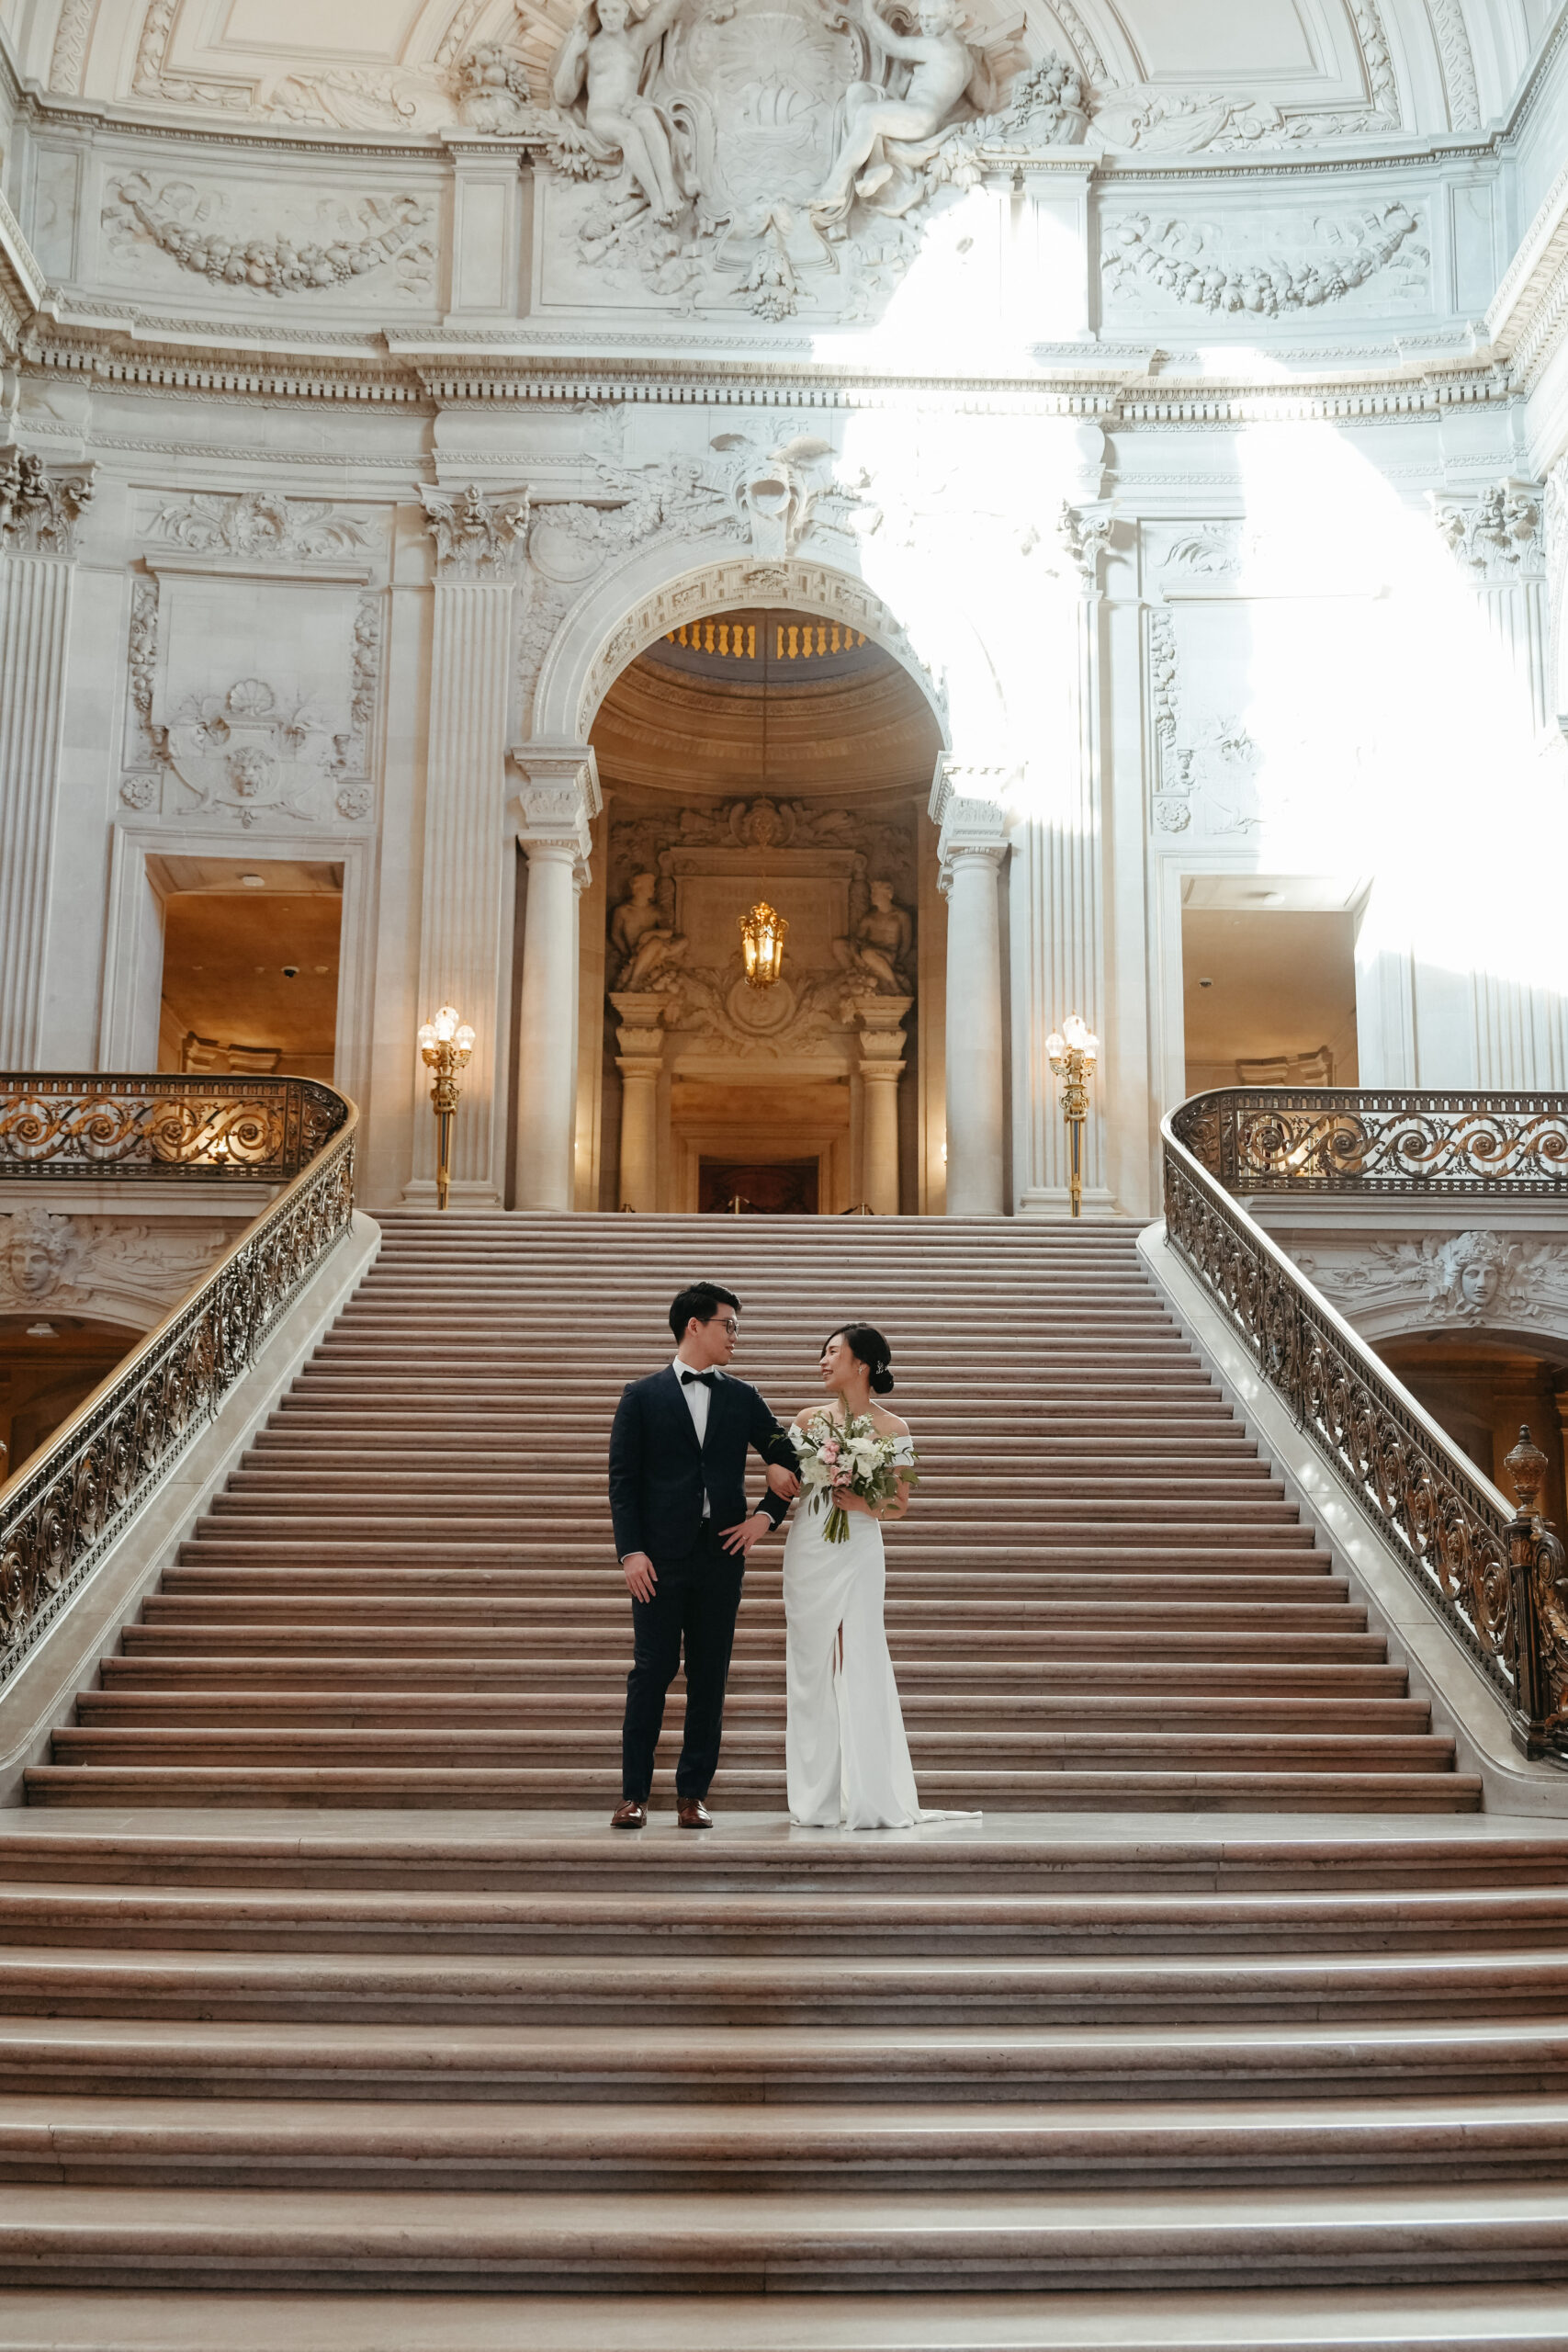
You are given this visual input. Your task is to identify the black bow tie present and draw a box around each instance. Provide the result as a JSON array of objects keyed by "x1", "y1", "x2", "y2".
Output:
[{"x1": 680, "y1": 1369, "x2": 716, "y2": 1389}]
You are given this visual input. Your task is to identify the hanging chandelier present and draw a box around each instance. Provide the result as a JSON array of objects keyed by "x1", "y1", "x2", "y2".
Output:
[{"x1": 739, "y1": 899, "x2": 788, "y2": 989}]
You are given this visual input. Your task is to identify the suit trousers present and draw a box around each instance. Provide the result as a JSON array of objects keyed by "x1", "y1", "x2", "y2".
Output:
[{"x1": 621, "y1": 1523, "x2": 745, "y2": 1801}]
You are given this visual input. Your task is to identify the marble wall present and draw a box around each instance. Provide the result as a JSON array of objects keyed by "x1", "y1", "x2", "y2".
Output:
[{"x1": 2, "y1": 1, "x2": 1567, "y2": 1216}]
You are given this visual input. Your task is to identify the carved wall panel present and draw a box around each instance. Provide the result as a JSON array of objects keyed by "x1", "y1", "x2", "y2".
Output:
[
  {"x1": 0, "y1": 1208, "x2": 243, "y2": 1329},
  {"x1": 96, "y1": 168, "x2": 439, "y2": 308},
  {"x1": 605, "y1": 793, "x2": 917, "y2": 1066},
  {"x1": 118, "y1": 497, "x2": 388, "y2": 830}
]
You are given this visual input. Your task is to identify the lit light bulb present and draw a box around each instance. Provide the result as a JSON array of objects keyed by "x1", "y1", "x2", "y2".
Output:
[
  {"x1": 1045, "y1": 1031, "x2": 1065, "y2": 1061},
  {"x1": 434, "y1": 1004, "x2": 461, "y2": 1045},
  {"x1": 455, "y1": 1023, "x2": 476, "y2": 1056}
]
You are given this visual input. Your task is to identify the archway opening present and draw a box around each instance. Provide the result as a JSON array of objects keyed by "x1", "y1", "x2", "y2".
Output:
[
  {"x1": 0, "y1": 1315, "x2": 142, "y2": 1484},
  {"x1": 581, "y1": 604, "x2": 944, "y2": 1213},
  {"x1": 1379, "y1": 1333, "x2": 1568, "y2": 1533}
]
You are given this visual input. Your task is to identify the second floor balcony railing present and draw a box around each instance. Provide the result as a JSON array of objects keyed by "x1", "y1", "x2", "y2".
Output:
[
  {"x1": 1163, "y1": 1087, "x2": 1568, "y2": 1766},
  {"x1": 1, "y1": 1073, "x2": 356, "y2": 1684}
]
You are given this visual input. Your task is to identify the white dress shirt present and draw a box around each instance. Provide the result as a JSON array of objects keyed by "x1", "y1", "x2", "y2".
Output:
[{"x1": 672, "y1": 1356, "x2": 714, "y2": 1514}]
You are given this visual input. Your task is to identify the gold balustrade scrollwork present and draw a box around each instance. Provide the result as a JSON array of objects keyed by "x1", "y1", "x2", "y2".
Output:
[
  {"x1": 0, "y1": 1073, "x2": 345, "y2": 1181},
  {"x1": 1172, "y1": 1087, "x2": 1568, "y2": 1195},
  {"x1": 1163, "y1": 1087, "x2": 1568, "y2": 1763},
  {"x1": 0, "y1": 1076, "x2": 356, "y2": 1684}
]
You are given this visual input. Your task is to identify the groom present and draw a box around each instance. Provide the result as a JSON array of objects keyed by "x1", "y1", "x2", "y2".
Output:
[{"x1": 608, "y1": 1280, "x2": 800, "y2": 1830}]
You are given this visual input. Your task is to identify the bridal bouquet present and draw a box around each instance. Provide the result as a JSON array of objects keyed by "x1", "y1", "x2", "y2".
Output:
[{"x1": 794, "y1": 1411, "x2": 918, "y2": 1544}]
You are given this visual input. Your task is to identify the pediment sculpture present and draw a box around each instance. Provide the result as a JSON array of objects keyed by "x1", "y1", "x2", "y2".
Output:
[{"x1": 533, "y1": 0, "x2": 1047, "y2": 319}]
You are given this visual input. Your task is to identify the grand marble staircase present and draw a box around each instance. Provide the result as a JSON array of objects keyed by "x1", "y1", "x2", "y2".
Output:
[{"x1": 3, "y1": 1214, "x2": 1566, "y2": 2336}]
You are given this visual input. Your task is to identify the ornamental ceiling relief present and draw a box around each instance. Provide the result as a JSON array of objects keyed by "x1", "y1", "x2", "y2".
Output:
[{"x1": 28, "y1": 0, "x2": 1487, "y2": 329}]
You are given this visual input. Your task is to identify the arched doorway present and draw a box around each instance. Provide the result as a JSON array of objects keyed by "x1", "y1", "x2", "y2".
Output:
[
  {"x1": 582, "y1": 604, "x2": 944, "y2": 1212},
  {"x1": 0, "y1": 1315, "x2": 141, "y2": 1483}
]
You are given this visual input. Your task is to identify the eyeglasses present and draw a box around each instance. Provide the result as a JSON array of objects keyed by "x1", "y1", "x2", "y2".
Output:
[{"x1": 705, "y1": 1316, "x2": 740, "y2": 1335}]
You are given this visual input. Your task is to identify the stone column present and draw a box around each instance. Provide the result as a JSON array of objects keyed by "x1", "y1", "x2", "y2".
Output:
[
  {"x1": 0, "y1": 458, "x2": 93, "y2": 1067},
  {"x1": 409, "y1": 482, "x2": 530, "y2": 1207},
  {"x1": 610, "y1": 991, "x2": 668, "y2": 1211},
  {"x1": 931, "y1": 774, "x2": 1010, "y2": 1216},
  {"x1": 855, "y1": 997, "x2": 910, "y2": 1216},
  {"x1": 512, "y1": 747, "x2": 601, "y2": 1211}
]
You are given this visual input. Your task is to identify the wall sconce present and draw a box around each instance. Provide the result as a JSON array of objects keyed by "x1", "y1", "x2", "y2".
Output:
[
  {"x1": 1046, "y1": 1012, "x2": 1099, "y2": 1219},
  {"x1": 739, "y1": 899, "x2": 788, "y2": 989},
  {"x1": 416, "y1": 1004, "x2": 475, "y2": 1211}
]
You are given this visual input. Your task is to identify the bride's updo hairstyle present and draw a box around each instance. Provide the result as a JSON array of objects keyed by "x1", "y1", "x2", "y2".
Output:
[{"x1": 825, "y1": 1323, "x2": 896, "y2": 1396}]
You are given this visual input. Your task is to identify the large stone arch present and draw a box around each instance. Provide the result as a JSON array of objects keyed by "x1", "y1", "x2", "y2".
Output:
[{"x1": 528, "y1": 535, "x2": 1008, "y2": 759}]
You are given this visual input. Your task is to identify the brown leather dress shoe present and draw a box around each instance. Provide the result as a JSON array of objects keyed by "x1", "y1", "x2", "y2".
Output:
[
  {"x1": 677, "y1": 1797, "x2": 714, "y2": 1829},
  {"x1": 610, "y1": 1799, "x2": 648, "y2": 1829}
]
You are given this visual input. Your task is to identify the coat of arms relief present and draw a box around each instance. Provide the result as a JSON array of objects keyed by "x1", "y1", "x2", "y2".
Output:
[{"x1": 526, "y1": 0, "x2": 1055, "y2": 320}]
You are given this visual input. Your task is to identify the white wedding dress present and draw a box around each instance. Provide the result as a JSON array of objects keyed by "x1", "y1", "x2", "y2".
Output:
[{"x1": 782, "y1": 1425, "x2": 977, "y2": 1830}]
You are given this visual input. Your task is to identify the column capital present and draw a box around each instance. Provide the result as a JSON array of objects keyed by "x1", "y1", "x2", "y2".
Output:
[
  {"x1": 419, "y1": 481, "x2": 531, "y2": 579},
  {"x1": 0, "y1": 452, "x2": 94, "y2": 560},
  {"x1": 934, "y1": 794, "x2": 1010, "y2": 896},
  {"x1": 510, "y1": 741, "x2": 602, "y2": 861},
  {"x1": 929, "y1": 753, "x2": 1015, "y2": 832},
  {"x1": 609, "y1": 989, "x2": 672, "y2": 1069}
]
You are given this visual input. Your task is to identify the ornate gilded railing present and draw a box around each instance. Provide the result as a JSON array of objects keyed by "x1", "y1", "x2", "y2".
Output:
[
  {"x1": 1163, "y1": 1091, "x2": 1568, "y2": 1762},
  {"x1": 1172, "y1": 1086, "x2": 1568, "y2": 1196},
  {"x1": 0, "y1": 1080, "x2": 356, "y2": 1683},
  {"x1": 0, "y1": 1073, "x2": 346, "y2": 1182}
]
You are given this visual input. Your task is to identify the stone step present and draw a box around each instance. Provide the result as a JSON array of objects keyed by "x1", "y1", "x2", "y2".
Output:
[
  {"x1": 114, "y1": 1625, "x2": 1390, "y2": 1660},
  {"x1": 1, "y1": 2283, "x2": 1563, "y2": 2350},
  {"x1": 23, "y1": 1770, "x2": 1479, "y2": 1812},
  {"x1": 13, "y1": 1880, "x2": 1567, "y2": 1957},
  {"x1": 5, "y1": 2011, "x2": 1556, "y2": 2104},
  {"x1": 3, "y1": 2180, "x2": 1567, "y2": 2292},
  {"x1": 134, "y1": 1596, "x2": 1363, "y2": 1629},
  {"x1": 97, "y1": 1656, "x2": 1412, "y2": 1695},
  {"x1": 45, "y1": 1726, "x2": 1454, "y2": 1773},
  {"x1": 73, "y1": 1692, "x2": 1431, "y2": 1736},
  {"x1": 3, "y1": 1939, "x2": 1550, "y2": 2025},
  {"x1": 1, "y1": 2090, "x2": 1564, "y2": 2193},
  {"x1": 4, "y1": 1825, "x2": 1557, "y2": 1893}
]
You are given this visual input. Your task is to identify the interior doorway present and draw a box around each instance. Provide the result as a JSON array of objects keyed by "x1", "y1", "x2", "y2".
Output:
[
  {"x1": 699, "y1": 1158, "x2": 820, "y2": 1215},
  {"x1": 0, "y1": 1315, "x2": 141, "y2": 1483},
  {"x1": 1379, "y1": 1334, "x2": 1568, "y2": 1535},
  {"x1": 152, "y1": 857, "x2": 343, "y2": 1080},
  {"x1": 1182, "y1": 880, "x2": 1359, "y2": 1094}
]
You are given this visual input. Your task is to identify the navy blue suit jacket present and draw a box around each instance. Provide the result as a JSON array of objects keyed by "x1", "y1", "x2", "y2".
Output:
[{"x1": 608, "y1": 1366, "x2": 798, "y2": 1563}]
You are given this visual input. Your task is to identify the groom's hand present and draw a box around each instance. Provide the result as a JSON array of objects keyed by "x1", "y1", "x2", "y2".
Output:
[
  {"x1": 720, "y1": 1511, "x2": 772, "y2": 1557},
  {"x1": 621, "y1": 1552, "x2": 657, "y2": 1601},
  {"x1": 765, "y1": 1463, "x2": 800, "y2": 1500}
]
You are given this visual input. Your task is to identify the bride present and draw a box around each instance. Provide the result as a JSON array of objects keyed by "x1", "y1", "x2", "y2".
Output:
[{"x1": 783, "y1": 1322, "x2": 975, "y2": 1829}]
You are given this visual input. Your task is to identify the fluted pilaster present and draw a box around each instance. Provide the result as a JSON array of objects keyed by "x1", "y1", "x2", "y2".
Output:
[
  {"x1": 0, "y1": 554, "x2": 74, "y2": 1065},
  {"x1": 411, "y1": 579, "x2": 516, "y2": 1205},
  {"x1": 931, "y1": 768, "x2": 1010, "y2": 1216}
]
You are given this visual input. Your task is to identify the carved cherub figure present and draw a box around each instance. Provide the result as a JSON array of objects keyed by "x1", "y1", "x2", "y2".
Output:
[
  {"x1": 551, "y1": 0, "x2": 688, "y2": 223},
  {"x1": 609, "y1": 870, "x2": 690, "y2": 991},
  {"x1": 834, "y1": 877, "x2": 913, "y2": 993},
  {"x1": 812, "y1": 0, "x2": 975, "y2": 224}
]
